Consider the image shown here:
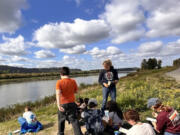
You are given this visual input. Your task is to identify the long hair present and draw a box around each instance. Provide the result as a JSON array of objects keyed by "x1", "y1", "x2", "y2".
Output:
[
  {"x1": 106, "y1": 100, "x2": 123, "y2": 119},
  {"x1": 154, "y1": 103, "x2": 172, "y2": 112}
]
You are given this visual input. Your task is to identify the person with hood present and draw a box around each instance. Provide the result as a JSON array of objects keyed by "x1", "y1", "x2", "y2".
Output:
[{"x1": 98, "y1": 59, "x2": 119, "y2": 110}]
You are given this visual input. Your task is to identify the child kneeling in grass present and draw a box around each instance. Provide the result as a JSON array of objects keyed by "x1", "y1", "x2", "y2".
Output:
[
  {"x1": 104, "y1": 100, "x2": 123, "y2": 134},
  {"x1": 124, "y1": 109, "x2": 155, "y2": 135},
  {"x1": 81, "y1": 98, "x2": 105, "y2": 135},
  {"x1": 18, "y1": 107, "x2": 43, "y2": 134}
]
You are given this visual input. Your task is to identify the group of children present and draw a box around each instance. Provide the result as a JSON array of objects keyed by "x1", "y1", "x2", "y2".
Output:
[
  {"x1": 54, "y1": 66, "x2": 180, "y2": 135},
  {"x1": 75, "y1": 97, "x2": 180, "y2": 135},
  {"x1": 18, "y1": 97, "x2": 180, "y2": 135},
  {"x1": 75, "y1": 97, "x2": 123, "y2": 135},
  {"x1": 16, "y1": 65, "x2": 180, "y2": 135}
]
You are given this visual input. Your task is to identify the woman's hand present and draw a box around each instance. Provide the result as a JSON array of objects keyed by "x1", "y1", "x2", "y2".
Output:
[{"x1": 103, "y1": 83, "x2": 109, "y2": 88}]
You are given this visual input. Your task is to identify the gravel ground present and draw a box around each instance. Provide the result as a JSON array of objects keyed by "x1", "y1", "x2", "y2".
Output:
[{"x1": 166, "y1": 68, "x2": 180, "y2": 82}]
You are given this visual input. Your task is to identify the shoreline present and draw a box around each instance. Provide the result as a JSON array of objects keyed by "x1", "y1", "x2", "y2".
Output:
[
  {"x1": 0, "y1": 71, "x2": 132, "y2": 85},
  {"x1": 0, "y1": 72, "x2": 99, "y2": 85}
]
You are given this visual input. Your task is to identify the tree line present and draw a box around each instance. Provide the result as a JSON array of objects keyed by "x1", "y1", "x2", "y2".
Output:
[
  {"x1": 173, "y1": 58, "x2": 180, "y2": 67},
  {"x1": 141, "y1": 58, "x2": 162, "y2": 70}
]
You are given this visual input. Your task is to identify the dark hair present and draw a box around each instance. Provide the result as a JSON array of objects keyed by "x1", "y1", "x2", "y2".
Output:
[
  {"x1": 60, "y1": 67, "x2": 70, "y2": 76},
  {"x1": 25, "y1": 106, "x2": 31, "y2": 111},
  {"x1": 106, "y1": 101, "x2": 123, "y2": 119},
  {"x1": 77, "y1": 98, "x2": 84, "y2": 104},
  {"x1": 84, "y1": 98, "x2": 89, "y2": 105},
  {"x1": 88, "y1": 102, "x2": 97, "y2": 108},
  {"x1": 124, "y1": 110, "x2": 140, "y2": 122}
]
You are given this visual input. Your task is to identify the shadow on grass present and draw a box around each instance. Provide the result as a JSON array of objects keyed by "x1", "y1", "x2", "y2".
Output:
[{"x1": 43, "y1": 122, "x2": 55, "y2": 130}]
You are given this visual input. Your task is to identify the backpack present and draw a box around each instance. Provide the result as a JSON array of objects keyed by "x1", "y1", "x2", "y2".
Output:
[
  {"x1": 168, "y1": 109, "x2": 180, "y2": 126},
  {"x1": 84, "y1": 109, "x2": 104, "y2": 134}
]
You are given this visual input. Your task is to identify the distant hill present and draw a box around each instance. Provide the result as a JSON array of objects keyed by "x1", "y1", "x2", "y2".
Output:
[
  {"x1": 0, "y1": 65, "x2": 81, "y2": 74},
  {"x1": 89, "y1": 67, "x2": 138, "y2": 73},
  {"x1": 0, "y1": 65, "x2": 138, "y2": 74}
]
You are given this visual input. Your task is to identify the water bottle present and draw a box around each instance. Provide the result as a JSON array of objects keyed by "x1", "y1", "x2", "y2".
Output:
[
  {"x1": 114, "y1": 131, "x2": 120, "y2": 135},
  {"x1": 8, "y1": 133, "x2": 12, "y2": 135}
]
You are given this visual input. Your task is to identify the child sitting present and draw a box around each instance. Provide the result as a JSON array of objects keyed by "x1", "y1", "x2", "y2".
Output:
[
  {"x1": 81, "y1": 98, "x2": 104, "y2": 135},
  {"x1": 147, "y1": 98, "x2": 180, "y2": 135},
  {"x1": 18, "y1": 107, "x2": 42, "y2": 134},
  {"x1": 124, "y1": 109, "x2": 155, "y2": 135},
  {"x1": 105, "y1": 101, "x2": 123, "y2": 133},
  {"x1": 80, "y1": 98, "x2": 89, "y2": 110}
]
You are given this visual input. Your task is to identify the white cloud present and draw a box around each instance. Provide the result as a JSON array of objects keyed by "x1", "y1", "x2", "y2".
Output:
[
  {"x1": 75, "y1": 0, "x2": 81, "y2": 6},
  {"x1": 11, "y1": 56, "x2": 29, "y2": 62},
  {"x1": 33, "y1": 18, "x2": 110, "y2": 49},
  {"x1": 137, "y1": 41, "x2": 163, "y2": 57},
  {"x1": 0, "y1": 35, "x2": 27, "y2": 56},
  {"x1": 60, "y1": 45, "x2": 86, "y2": 54},
  {"x1": 0, "y1": 0, "x2": 27, "y2": 33},
  {"x1": 136, "y1": 39, "x2": 180, "y2": 57},
  {"x1": 88, "y1": 46, "x2": 123, "y2": 58},
  {"x1": 161, "y1": 39, "x2": 180, "y2": 56},
  {"x1": 34, "y1": 50, "x2": 55, "y2": 59},
  {"x1": 143, "y1": 0, "x2": 180, "y2": 38},
  {"x1": 100, "y1": 0, "x2": 145, "y2": 44},
  {"x1": 0, "y1": 56, "x2": 5, "y2": 62}
]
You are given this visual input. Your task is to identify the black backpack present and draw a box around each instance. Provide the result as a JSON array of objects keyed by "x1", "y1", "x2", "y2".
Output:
[{"x1": 84, "y1": 109, "x2": 104, "y2": 135}]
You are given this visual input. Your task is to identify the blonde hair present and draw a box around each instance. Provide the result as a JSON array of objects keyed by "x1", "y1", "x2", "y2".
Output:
[{"x1": 103, "y1": 59, "x2": 112, "y2": 66}]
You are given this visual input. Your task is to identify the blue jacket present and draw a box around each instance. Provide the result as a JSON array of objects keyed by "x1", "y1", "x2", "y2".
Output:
[{"x1": 18, "y1": 117, "x2": 43, "y2": 134}]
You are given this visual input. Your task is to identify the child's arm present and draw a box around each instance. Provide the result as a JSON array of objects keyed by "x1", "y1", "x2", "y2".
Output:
[
  {"x1": 56, "y1": 81, "x2": 64, "y2": 112},
  {"x1": 56, "y1": 90, "x2": 64, "y2": 112},
  {"x1": 73, "y1": 80, "x2": 78, "y2": 93},
  {"x1": 108, "y1": 118, "x2": 113, "y2": 126}
]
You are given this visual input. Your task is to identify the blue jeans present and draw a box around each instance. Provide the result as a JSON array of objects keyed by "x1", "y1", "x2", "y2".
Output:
[
  {"x1": 164, "y1": 132, "x2": 180, "y2": 135},
  {"x1": 101, "y1": 86, "x2": 116, "y2": 110}
]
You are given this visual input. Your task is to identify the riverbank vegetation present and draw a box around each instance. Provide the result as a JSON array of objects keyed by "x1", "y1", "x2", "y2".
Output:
[{"x1": 0, "y1": 66, "x2": 180, "y2": 134}]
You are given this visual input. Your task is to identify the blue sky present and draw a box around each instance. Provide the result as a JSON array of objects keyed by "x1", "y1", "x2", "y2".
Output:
[{"x1": 0, "y1": 0, "x2": 180, "y2": 70}]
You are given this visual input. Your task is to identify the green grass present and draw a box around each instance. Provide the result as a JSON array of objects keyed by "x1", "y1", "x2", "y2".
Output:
[
  {"x1": 79, "y1": 66, "x2": 180, "y2": 117},
  {"x1": 0, "y1": 66, "x2": 180, "y2": 134}
]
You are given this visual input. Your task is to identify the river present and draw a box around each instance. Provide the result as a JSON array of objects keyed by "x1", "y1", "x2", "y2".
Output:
[{"x1": 0, "y1": 73, "x2": 127, "y2": 108}]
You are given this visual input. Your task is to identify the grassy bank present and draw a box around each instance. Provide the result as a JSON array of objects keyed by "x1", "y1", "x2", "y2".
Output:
[{"x1": 0, "y1": 66, "x2": 180, "y2": 134}]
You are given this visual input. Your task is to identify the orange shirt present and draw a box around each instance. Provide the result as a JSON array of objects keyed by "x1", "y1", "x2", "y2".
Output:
[{"x1": 56, "y1": 78, "x2": 78, "y2": 105}]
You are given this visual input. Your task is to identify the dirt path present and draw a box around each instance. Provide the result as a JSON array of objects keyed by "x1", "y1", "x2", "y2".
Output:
[{"x1": 166, "y1": 67, "x2": 180, "y2": 82}]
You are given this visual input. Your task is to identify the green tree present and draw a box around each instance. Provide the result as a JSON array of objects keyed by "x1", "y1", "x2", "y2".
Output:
[
  {"x1": 157, "y1": 60, "x2": 162, "y2": 69},
  {"x1": 141, "y1": 59, "x2": 148, "y2": 70}
]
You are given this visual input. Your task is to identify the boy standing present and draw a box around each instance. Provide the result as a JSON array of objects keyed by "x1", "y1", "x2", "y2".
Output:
[{"x1": 56, "y1": 67, "x2": 82, "y2": 135}]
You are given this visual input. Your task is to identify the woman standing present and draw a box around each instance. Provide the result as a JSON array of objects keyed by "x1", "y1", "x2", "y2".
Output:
[{"x1": 98, "y1": 59, "x2": 119, "y2": 110}]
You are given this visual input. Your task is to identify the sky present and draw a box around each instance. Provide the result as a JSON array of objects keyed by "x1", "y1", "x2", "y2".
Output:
[{"x1": 0, "y1": 0, "x2": 180, "y2": 70}]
